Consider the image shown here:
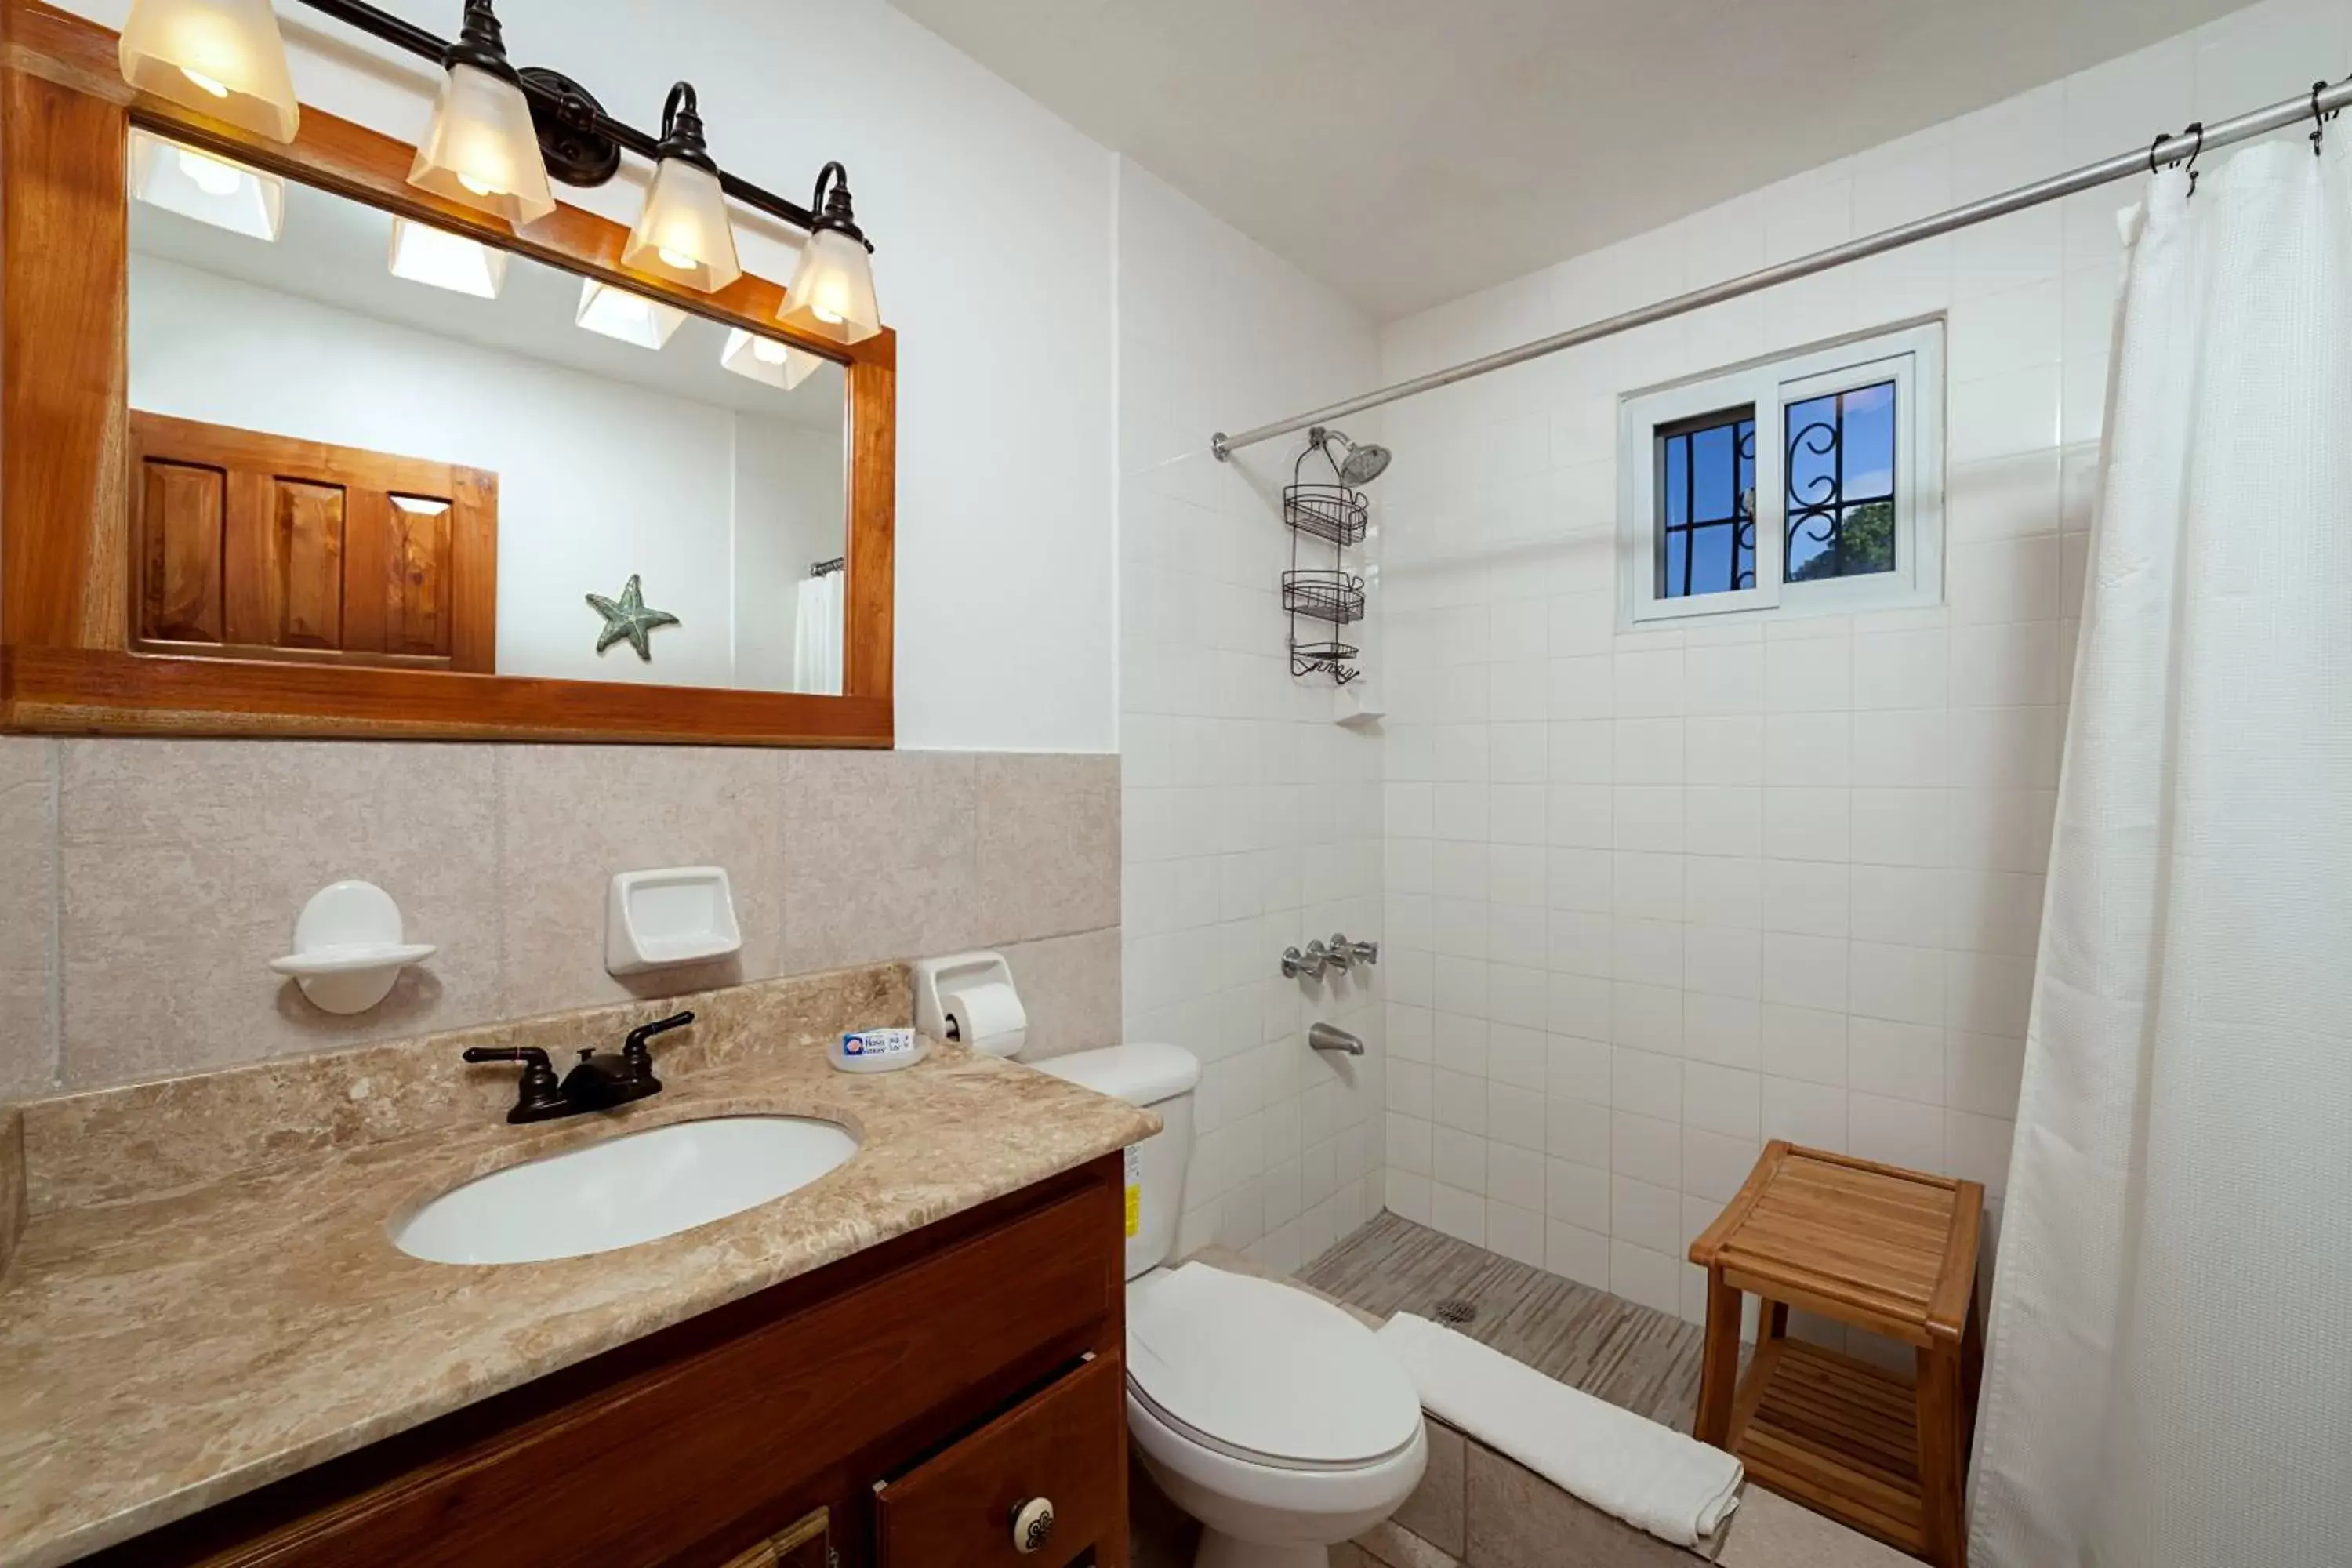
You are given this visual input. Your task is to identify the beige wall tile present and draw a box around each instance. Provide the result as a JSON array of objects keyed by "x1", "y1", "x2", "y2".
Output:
[
  {"x1": 1715, "y1": 1485, "x2": 1914, "y2": 1567},
  {"x1": 0, "y1": 739, "x2": 55, "y2": 1099},
  {"x1": 1392, "y1": 1417, "x2": 1467, "y2": 1555},
  {"x1": 499, "y1": 746, "x2": 785, "y2": 1016},
  {"x1": 779, "y1": 750, "x2": 981, "y2": 972},
  {"x1": 1464, "y1": 1439, "x2": 1697, "y2": 1567},
  {"x1": 1001, "y1": 927, "x2": 1122, "y2": 1060},
  {"x1": 978, "y1": 753, "x2": 1120, "y2": 943},
  {"x1": 1353, "y1": 1519, "x2": 1464, "y2": 1568},
  {"x1": 56, "y1": 740, "x2": 503, "y2": 1087},
  {"x1": 23, "y1": 739, "x2": 1119, "y2": 1097}
]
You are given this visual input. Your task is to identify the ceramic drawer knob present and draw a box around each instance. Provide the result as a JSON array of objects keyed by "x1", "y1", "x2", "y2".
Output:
[{"x1": 1010, "y1": 1496, "x2": 1054, "y2": 1554}]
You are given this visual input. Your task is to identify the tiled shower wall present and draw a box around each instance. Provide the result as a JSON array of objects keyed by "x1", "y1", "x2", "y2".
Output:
[
  {"x1": 1116, "y1": 162, "x2": 1388, "y2": 1273},
  {"x1": 1369, "y1": 0, "x2": 2352, "y2": 1328},
  {"x1": 0, "y1": 738, "x2": 1120, "y2": 1098}
]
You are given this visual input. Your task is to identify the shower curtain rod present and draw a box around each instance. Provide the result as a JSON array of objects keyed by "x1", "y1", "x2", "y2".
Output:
[{"x1": 1210, "y1": 76, "x2": 2352, "y2": 460}]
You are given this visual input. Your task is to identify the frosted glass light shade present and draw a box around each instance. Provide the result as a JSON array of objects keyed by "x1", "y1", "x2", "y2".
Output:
[
  {"x1": 623, "y1": 158, "x2": 742, "y2": 293},
  {"x1": 119, "y1": 0, "x2": 299, "y2": 143},
  {"x1": 387, "y1": 217, "x2": 508, "y2": 299},
  {"x1": 721, "y1": 328, "x2": 824, "y2": 390},
  {"x1": 129, "y1": 128, "x2": 283, "y2": 241},
  {"x1": 408, "y1": 62, "x2": 555, "y2": 228},
  {"x1": 777, "y1": 227, "x2": 880, "y2": 345},
  {"x1": 577, "y1": 278, "x2": 685, "y2": 350}
]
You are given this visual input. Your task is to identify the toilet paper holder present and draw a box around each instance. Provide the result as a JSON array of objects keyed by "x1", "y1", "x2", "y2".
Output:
[{"x1": 912, "y1": 950, "x2": 1029, "y2": 1058}]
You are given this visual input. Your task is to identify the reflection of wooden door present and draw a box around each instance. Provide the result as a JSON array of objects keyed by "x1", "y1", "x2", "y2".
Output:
[{"x1": 129, "y1": 411, "x2": 497, "y2": 671}]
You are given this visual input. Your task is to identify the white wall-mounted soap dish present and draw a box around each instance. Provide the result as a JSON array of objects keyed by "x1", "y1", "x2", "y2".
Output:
[
  {"x1": 269, "y1": 880, "x2": 435, "y2": 1015},
  {"x1": 606, "y1": 866, "x2": 741, "y2": 976},
  {"x1": 1333, "y1": 680, "x2": 1385, "y2": 728}
]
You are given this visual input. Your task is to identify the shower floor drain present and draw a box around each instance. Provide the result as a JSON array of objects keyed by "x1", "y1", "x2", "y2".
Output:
[{"x1": 1432, "y1": 1298, "x2": 1479, "y2": 1326}]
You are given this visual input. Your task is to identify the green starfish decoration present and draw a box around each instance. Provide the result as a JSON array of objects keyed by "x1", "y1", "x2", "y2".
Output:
[{"x1": 585, "y1": 574, "x2": 680, "y2": 662}]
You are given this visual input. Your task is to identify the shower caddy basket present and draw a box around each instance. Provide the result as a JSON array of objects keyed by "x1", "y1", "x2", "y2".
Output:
[{"x1": 1281, "y1": 444, "x2": 1368, "y2": 684}]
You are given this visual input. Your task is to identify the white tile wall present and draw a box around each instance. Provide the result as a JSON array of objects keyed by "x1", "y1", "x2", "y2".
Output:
[
  {"x1": 1116, "y1": 162, "x2": 1386, "y2": 1273},
  {"x1": 1367, "y1": 0, "x2": 2352, "y2": 1332}
]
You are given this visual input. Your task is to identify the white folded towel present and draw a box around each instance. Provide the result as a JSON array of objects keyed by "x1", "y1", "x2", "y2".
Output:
[{"x1": 1377, "y1": 1311, "x2": 1744, "y2": 1547}]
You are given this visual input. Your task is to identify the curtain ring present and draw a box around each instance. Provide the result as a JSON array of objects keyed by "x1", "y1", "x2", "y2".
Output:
[
  {"x1": 2158, "y1": 121, "x2": 2206, "y2": 197},
  {"x1": 2314, "y1": 80, "x2": 2342, "y2": 157}
]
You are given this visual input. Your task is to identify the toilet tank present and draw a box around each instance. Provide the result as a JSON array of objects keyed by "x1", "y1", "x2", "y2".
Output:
[{"x1": 1032, "y1": 1043, "x2": 1199, "y2": 1279}]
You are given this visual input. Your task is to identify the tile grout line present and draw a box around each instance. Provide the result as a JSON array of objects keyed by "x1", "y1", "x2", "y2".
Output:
[{"x1": 44, "y1": 739, "x2": 62, "y2": 1092}]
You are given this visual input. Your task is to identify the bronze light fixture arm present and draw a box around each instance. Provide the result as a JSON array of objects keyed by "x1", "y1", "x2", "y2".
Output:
[{"x1": 288, "y1": 0, "x2": 863, "y2": 243}]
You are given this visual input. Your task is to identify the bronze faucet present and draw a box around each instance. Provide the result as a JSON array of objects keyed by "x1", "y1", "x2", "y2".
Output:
[{"x1": 463, "y1": 1011, "x2": 695, "y2": 1123}]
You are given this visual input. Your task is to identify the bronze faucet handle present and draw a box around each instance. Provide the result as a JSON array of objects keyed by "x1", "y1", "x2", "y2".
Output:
[
  {"x1": 461, "y1": 1046, "x2": 567, "y2": 1123},
  {"x1": 621, "y1": 1011, "x2": 696, "y2": 1083}
]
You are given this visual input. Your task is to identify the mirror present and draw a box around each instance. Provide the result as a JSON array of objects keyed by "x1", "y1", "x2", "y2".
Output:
[{"x1": 124, "y1": 130, "x2": 848, "y2": 696}]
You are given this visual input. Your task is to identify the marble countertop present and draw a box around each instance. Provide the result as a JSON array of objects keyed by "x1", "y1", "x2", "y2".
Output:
[{"x1": 0, "y1": 1036, "x2": 1158, "y2": 1568}]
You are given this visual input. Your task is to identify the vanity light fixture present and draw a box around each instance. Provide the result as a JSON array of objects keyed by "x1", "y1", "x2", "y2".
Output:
[
  {"x1": 622, "y1": 84, "x2": 742, "y2": 293},
  {"x1": 407, "y1": 0, "x2": 556, "y2": 228},
  {"x1": 387, "y1": 216, "x2": 509, "y2": 299},
  {"x1": 118, "y1": 0, "x2": 300, "y2": 142},
  {"x1": 721, "y1": 328, "x2": 824, "y2": 391},
  {"x1": 128, "y1": 127, "x2": 285, "y2": 241},
  {"x1": 776, "y1": 163, "x2": 880, "y2": 346},
  {"x1": 576, "y1": 278, "x2": 686, "y2": 350},
  {"x1": 123, "y1": 0, "x2": 885, "y2": 327}
]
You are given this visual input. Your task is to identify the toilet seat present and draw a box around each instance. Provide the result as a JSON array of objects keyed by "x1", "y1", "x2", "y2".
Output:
[{"x1": 1125, "y1": 1264, "x2": 1423, "y2": 1472}]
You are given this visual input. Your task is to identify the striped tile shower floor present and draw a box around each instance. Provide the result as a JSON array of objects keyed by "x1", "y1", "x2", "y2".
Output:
[{"x1": 1299, "y1": 1211, "x2": 1714, "y2": 1432}]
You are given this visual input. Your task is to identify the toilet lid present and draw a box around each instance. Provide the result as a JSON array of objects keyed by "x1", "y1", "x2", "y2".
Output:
[{"x1": 1126, "y1": 1264, "x2": 1423, "y2": 1467}]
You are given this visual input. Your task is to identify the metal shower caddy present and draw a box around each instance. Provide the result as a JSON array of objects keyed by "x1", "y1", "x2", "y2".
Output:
[{"x1": 1281, "y1": 427, "x2": 1370, "y2": 684}]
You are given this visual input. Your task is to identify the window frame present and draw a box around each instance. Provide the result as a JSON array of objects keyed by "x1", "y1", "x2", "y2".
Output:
[{"x1": 1618, "y1": 320, "x2": 1944, "y2": 627}]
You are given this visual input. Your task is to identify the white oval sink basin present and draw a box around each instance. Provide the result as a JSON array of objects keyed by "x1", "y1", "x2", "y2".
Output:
[{"x1": 393, "y1": 1115, "x2": 859, "y2": 1265}]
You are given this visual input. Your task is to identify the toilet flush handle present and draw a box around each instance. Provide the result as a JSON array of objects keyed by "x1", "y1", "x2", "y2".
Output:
[{"x1": 1010, "y1": 1496, "x2": 1056, "y2": 1554}]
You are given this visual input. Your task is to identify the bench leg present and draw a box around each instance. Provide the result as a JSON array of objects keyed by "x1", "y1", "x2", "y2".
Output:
[
  {"x1": 1694, "y1": 1268, "x2": 1742, "y2": 1448},
  {"x1": 1916, "y1": 1341, "x2": 1966, "y2": 1568}
]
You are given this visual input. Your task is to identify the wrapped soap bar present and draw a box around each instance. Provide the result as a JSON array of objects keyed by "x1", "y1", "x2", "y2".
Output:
[{"x1": 829, "y1": 1026, "x2": 926, "y2": 1073}]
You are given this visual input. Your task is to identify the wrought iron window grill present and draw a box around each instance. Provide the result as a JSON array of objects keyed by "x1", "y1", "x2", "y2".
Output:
[
  {"x1": 1657, "y1": 409, "x2": 1757, "y2": 599},
  {"x1": 1784, "y1": 380, "x2": 1898, "y2": 583}
]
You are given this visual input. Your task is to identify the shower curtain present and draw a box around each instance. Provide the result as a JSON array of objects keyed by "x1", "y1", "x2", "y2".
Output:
[
  {"x1": 793, "y1": 571, "x2": 844, "y2": 695},
  {"x1": 1969, "y1": 144, "x2": 2352, "y2": 1566}
]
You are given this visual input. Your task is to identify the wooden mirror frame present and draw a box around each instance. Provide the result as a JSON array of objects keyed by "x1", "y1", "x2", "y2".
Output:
[{"x1": 0, "y1": 0, "x2": 895, "y2": 746}]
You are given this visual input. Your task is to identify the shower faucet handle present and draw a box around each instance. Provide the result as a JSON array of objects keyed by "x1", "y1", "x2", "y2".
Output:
[
  {"x1": 1341, "y1": 935, "x2": 1379, "y2": 967},
  {"x1": 1282, "y1": 944, "x2": 1327, "y2": 980},
  {"x1": 1319, "y1": 936, "x2": 1352, "y2": 973}
]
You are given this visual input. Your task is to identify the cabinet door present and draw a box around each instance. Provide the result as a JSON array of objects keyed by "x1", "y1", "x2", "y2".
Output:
[
  {"x1": 873, "y1": 1352, "x2": 1126, "y2": 1568},
  {"x1": 129, "y1": 410, "x2": 496, "y2": 672}
]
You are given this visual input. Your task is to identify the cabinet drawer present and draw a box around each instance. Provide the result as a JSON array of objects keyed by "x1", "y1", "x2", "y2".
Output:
[{"x1": 875, "y1": 1352, "x2": 1125, "y2": 1568}]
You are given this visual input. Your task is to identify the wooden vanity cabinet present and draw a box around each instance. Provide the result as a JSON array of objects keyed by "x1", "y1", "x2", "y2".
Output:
[{"x1": 89, "y1": 1154, "x2": 1131, "y2": 1568}]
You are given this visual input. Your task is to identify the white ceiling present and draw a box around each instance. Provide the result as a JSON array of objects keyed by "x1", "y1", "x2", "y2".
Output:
[{"x1": 893, "y1": 0, "x2": 2258, "y2": 319}]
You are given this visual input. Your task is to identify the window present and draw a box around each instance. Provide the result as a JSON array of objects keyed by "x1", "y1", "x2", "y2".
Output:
[{"x1": 1618, "y1": 321, "x2": 1943, "y2": 624}]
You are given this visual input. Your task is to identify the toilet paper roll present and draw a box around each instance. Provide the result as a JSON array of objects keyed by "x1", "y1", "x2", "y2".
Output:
[{"x1": 942, "y1": 982, "x2": 1027, "y2": 1058}]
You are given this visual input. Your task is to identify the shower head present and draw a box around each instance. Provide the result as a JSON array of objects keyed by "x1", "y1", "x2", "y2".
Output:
[
  {"x1": 1311, "y1": 426, "x2": 1392, "y2": 486},
  {"x1": 1339, "y1": 441, "x2": 1392, "y2": 485}
]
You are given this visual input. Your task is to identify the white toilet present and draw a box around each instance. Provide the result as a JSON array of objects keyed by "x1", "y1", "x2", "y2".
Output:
[{"x1": 1036, "y1": 1043, "x2": 1427, "y2": 1568}]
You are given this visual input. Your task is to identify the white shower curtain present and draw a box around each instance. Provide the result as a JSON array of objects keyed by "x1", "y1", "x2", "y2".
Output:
[
  {"x1": 793, "y1": 571, "x2": 844, "y2": 695},
  {"x1": 1969, "y1": 143, "x2": 2352, "y2": 1567}
]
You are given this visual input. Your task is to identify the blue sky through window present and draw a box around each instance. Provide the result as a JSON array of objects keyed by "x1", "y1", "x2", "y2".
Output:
[
  {"x1": 1659, "y1": 411, "x2": 1755, "y2": 599},
  {"x1": 1784, "y1": 380, "x2": 1896, "y2": 581}
]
